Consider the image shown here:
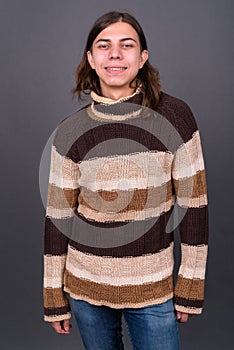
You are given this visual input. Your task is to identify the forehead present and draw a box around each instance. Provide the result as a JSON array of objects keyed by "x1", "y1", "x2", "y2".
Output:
[{"x1": 94, "y1": 22, "x2": 139, "y2": 42}]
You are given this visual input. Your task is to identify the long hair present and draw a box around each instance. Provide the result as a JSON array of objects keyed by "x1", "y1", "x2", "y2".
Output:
[{"x1": 72, "y1": 11, "x2": 161, "y2": 109}]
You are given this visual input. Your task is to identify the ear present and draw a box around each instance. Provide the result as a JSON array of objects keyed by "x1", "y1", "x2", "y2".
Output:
[
  {"x1": 139, "y1": 50, "x2": 148, "y2": 69},
  {"x1": 87, "y1": 51, "x2": 95, "y2": 69}
]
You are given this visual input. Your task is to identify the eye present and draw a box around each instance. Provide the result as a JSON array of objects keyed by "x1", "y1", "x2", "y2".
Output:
[
  {"x1": 122, "y1": 43, "x2": 135, "y2": 49},
  {"x1": 97, "y1": 44, "x2": 109, "y2": 49}
]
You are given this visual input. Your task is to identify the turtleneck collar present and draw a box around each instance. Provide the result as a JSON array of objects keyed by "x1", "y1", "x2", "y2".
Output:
[
  {"x1": 87, "y1": 87, "x2": 145, "y2": 122},
  {"x1": 87, "y1": 87, "x2": 144, "y2": 122},
  {"x1": 90, "y1": 86, "x2": 142, "y2": 105}
]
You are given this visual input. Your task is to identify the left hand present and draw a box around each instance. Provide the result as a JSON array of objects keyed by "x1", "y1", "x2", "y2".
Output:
[{"x1": 176, "y1": 311, "x2": 194, "y2": 323}]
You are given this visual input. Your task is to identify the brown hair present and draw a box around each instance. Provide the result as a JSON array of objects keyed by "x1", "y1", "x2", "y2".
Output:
[{"x1": 72, "y1": 11, "x2": 161, "y2": 109}]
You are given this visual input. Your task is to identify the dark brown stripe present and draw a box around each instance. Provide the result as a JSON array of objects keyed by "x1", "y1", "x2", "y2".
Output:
[
  {"x1": 69, "y1": 209, "x2": 174, "y2": 257},
  {"x1": 64, "y1": 270, "x2": 173, "y2": 305},
  {"x1": 157, "y1": 92, "x2": 198, "y2": 143},
  {"x1": 44, "y1": 217, "x2": 70, "y2": 255},
  {"x1": 173, "y1": 296, "x2": 203, "y2": 309},
  {"x1": 44, "y1": 305, "x2": 71, "y2": 317},
  {"x1": 53, "y1": 91, "x2": 198, "y2": 163},
  {"x1": 178, "y1": 206, "x2": 209, "y2": 245}
]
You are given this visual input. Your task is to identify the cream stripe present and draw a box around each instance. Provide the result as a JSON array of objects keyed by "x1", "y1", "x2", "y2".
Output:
[
  {"x1": 44, "y1": 312, "x2": 71, "y2": 322},
  {"x1": 49, "y1": 145, "x2": 79, "y2": 189},
  {"x1": 77, "y1": 198, "x2": 175, "y2": 222},
  {"x1": 174, "y1": 305, "x2": 202, "y2": 314},
  {"x1": 66, "y1": 244, "x2": 174, "y2": 286},
  {"x1": 177, "y1": 194, "x2": 208, "y2": 208},
  {"x1": 179, "y1": 244, "x2": 208, "y2": 280},
  {"x1": 172, "y1": 131, "x2": 205, "y2": 179},
  {"x1": 89, "y1": 103, "x2": 143, "y2": 121},
  {"x1": 44, "y1": 255, "x2": 66, "y2": 288},
  {"x1": 78, "y1": 151, "x2": 173, "y2": 191},
  {"x1": 46, "y1": 206, "x2": 75, "y2": 219}
]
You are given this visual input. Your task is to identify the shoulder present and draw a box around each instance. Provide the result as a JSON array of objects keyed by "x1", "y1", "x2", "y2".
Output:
[
  {"x1": 52, "y1": 102, "x2": 91, "y2": 156},
  {"x1": 58, "y1": 102, "x2": 92, "y2": 126},
  {"x1": 157, "y1": 91, "x2": 199, "y2": 143}
]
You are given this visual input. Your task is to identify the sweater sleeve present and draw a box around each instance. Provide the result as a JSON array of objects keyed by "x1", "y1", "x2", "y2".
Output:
[
  {"x1": 171, "y1": 103, "x2": 209, "y2": 315},
  {"x1": 43, "y1": 128, "x2": 80, "y2": 322}
]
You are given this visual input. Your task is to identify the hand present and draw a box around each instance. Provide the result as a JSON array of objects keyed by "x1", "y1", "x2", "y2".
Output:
[
  {"x1": 50, "y1": 319, "x2": 72, "y2": 334},
  {"x1": 176, "y1": 311, "x2": 194, "y2": 323}
]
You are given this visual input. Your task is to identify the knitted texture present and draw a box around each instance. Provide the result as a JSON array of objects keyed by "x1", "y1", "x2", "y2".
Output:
[{"x1": 43, "y1": 91, "x2": 209, "y2": 322}]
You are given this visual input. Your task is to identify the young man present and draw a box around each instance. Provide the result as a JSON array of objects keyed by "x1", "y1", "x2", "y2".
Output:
[{"x1": 43, "y1": 11, "x2": 209, "y2": 350}]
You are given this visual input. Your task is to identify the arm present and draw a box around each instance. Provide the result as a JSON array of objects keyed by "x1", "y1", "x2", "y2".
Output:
[
  {"x1": 43, "y1": 129, "x2": 80, "y2": 323},
  {"x1": 172, "y1": 104, "x2": 209, "y2": 316}
]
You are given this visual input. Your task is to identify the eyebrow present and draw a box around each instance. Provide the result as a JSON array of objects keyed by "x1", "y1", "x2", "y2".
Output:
[{"x1": 95, "y1": 37, "x2": 137, "y2": 44}]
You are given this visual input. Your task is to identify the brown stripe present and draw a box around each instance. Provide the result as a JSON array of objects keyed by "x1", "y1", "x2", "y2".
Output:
[
  {"x1": 173, "y1": 170, "x2": 207, "y2": 199},
  {"x1": 78, "y1": 182, "x2": 172, "y2": 213},
  {"x1": 43, "y1": 287, "x2": 70, "y2": 308},
  {"x1": 174, "y1": 275, "x2": 205, "y2": 300},
  {"x1": 174, "y1": 296, "x2": 203, "y2": 309},
  {"x1": 64, "y1": 270, "x2": 173, "y2": 305},
  {"x1": 47, "y1": 184, "x2": 79, "y2": 209}
]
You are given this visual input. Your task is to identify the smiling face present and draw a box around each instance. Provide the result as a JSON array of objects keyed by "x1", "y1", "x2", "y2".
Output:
[{"x1": 87, "y1": 22, "x2": 148, "y2": 100}]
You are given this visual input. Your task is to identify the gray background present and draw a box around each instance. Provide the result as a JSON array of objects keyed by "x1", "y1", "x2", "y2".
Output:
[{"x1": 1, "y1": 0, "x2": 233, "y2": 349}]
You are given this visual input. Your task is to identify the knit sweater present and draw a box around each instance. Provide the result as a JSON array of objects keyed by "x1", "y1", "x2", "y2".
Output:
[{"x1": 43, "y1": 89, "x2": 209, "y2": 322}]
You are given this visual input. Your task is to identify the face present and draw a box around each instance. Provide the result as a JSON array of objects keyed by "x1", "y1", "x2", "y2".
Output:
[{"x1": 87, "y1": 22, "x2": 148, "y2": 99}]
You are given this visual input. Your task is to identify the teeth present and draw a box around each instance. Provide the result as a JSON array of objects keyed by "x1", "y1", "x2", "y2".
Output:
[{"x1": 107, "y1": 67, "x2": 125, "y2": 71}]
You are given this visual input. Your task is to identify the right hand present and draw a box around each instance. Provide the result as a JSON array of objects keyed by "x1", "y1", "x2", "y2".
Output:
[{"x1": 50, "y1": 319, "x2": 72, "y2": 334}]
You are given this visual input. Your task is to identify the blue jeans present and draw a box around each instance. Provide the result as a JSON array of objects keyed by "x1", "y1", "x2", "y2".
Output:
[{"x1": 70, "y1": 297, "x2": 180, "y2": 350}]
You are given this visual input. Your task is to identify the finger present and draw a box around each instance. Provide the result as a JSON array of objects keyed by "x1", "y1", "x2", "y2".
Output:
[
  {"x1": 62, "y1": 319, "x2": 72, "y2": 332},
  {"x1": 180, "y1": 313, "x2": 189, "y2": 323},
  {"x1": 51, "y1": 321, "x2": 70, "y2": 334},
  {"x1": 176, "y1": 311, "x2": 182, "y2": 320}
]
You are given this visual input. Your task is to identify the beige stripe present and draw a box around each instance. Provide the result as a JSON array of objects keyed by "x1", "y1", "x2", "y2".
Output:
[
  {"x1": 49, "y1": 145, "x2": 79, "y2": 189},
  {"x1": 175, "y1": 275, "x2": 205, "y2": 300},
  {"x1": 172, "y1": 131, "x2": 205, "y2": 179},
  {"x1": 64, "y1": 270, "x2": 174, "y2": 306},
  {"x1": 47, "y1": 184, "x2": 79, "y2": 209},
  {"x1": 43, "y1": 287, "x2": 70, "y2": 308},
  {"x1": 44, "y1": 255, "x2": 66, "y2": 288},
  {"x1": 66, "y1": 244, "x2": 174, "y2": 286},
  {"x1": 78, "y1": 181, "x2": 172, "y2": 214},
  {"x1": 77, "y1": 197, "x2": 175, "y2": 222},
  {"x1": 174, "y1": 304, "x2": 202, "y2": 315},
  {"x1": 178, "y1": 244, "x2": 208, "y2": 279},
  {"x1": 79, "y1": 151, "x2": 173, "y2": 191}
]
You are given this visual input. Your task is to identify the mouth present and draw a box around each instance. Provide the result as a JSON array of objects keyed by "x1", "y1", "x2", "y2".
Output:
[{"x1": 105, "y1": 67, "x2": 127, "y2": 72}]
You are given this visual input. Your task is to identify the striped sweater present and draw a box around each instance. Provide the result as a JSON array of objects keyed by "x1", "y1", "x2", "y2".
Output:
[{"x1": 43, "y1": 89, "x2": 209, "y2": 322}]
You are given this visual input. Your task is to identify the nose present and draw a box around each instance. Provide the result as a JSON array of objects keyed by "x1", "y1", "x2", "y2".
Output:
[{"x1": 109, "y1": 46, "x2": 123, "y2": 59}]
